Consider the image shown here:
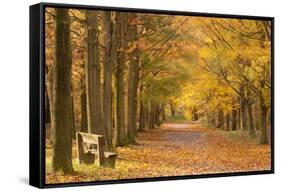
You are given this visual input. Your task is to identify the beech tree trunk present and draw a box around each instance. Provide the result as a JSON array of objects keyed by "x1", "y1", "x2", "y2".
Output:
[
  {"x1": 240, "y1": 86, "x2": 248, "y2": 130},
  {"x1": 217, "y1": 109, "x2": 224, "y2": 129},
  {"x1": 139, "y1": 88, "x2": 145, "y2": 131},
  {"x1": 140, "y1": 101, "x2": 149, "y2": 130},
  {"x1": 127, "y1": 17, "x2": 140, "y2": 143},
  {"x1": 70, "y1": 95, "x2": 76, "y2": 139},
  {"x1": 170, "y1": 101, "x2": 176, "y2": 117},
  {"x1": 232, "y1": 109, "x2": 237, "y2": 131},
  {"x1": 46, "y1": 67, "x2": 55, "y2": 143},
  {"x1": 260, "y1": 96, "x2": 269, "y2": 144},
  {"x1": 85, "y1": 11, "x2": 103, "y2": 134},
  {"x1": 246, "y1": 102, "x2": 256, "y2": 137},
  {"x1": 45, "y1": 90, "x2": 51, "y2": 124},
  {"x1": 103, "y1": 12, "x2": 116, "y2": 149},
  {"x1": 114, "y1": 12, "x2": 128, "y2": 146},
  {"x1": 149, "y1": 103, "x2": 156, "y2": 129},
  {"x1": 80, "y1": 90, "x2": 88, "y2": 133},
  {"x1": 226, "y1": 114, "x2": 230, "y2": 131},
  {"x1": 80, "y1": 76, "x2": 88, "y2": 133},
  {"x1": 162, "y1": 104, "x2": 166, "y2": 122},
  {"x1": 52, "y1": 8, "x2": 74, "y2": 173}
]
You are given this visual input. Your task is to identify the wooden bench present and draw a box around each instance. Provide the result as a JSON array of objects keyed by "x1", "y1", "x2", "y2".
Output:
[{"x1": 76, "y1": 132, "x2": 117, "y2": 168}]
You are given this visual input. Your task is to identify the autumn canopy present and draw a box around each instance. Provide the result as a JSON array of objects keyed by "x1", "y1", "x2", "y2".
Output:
[{"x1": 44, "y1": 7, "x2": 272, "y2": 184}]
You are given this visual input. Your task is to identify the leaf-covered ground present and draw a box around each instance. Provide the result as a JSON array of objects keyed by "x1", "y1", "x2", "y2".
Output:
[{"x1": 46, "y1": 122, "x2": 271, "y2": 184}]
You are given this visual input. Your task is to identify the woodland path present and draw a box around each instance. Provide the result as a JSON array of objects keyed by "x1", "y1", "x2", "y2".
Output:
[
  {"x1": 117, "y1": 121, "x2": 271, "y2": 177},
  {"x1": 46, "y1": 122, "x2": 271, "y2": 184}
]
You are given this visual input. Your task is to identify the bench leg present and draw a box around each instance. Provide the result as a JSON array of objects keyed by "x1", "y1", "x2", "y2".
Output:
[{"x1": 103, "y1": 156, "x2": 117, "y2": 168}]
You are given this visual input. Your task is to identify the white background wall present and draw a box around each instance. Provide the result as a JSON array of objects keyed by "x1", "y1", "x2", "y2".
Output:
[{"x1": 0, "y1": 0, "x2": 279, "y2": 190}]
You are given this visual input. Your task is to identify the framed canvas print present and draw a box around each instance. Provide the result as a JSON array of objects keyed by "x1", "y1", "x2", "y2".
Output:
[{"x1": 29, "y1": 2, "x2": 274, "y2": 188}]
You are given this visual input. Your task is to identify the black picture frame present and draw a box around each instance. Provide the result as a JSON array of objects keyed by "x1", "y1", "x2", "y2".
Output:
[{"x1": 29, "y1": 2, "x2": 274, "y2": 189}]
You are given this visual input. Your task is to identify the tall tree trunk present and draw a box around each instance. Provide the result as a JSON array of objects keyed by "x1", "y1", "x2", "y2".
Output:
[
  {"x1": 240, "y1": 86, "x2": 248, "y2": 130},
  {"x1": 80, "y1": 90, "x2": 88, "y2": 133},
  {"x1": 155, "y1": 104, "x2": 161, "y2": 126},
  {"x1": 45, "y1": 90, "x2": 51, "y2": 124},
  {"x1": 138, "y1": 67, "x2": 145, "y2": 131},
  {"x1": 127, "y1": 21, "x2": 140, "y2": 142},
  {"x1": 226, "y1": 114, "x2": 230, "y2": 131},
  {"x1": 246, "y1": 102, "x2": 256, "y2": 137},
  {"x1": 140, "y1": 101, "x2": 149, "y2": 130},
  {"x1": 231, "y1": 109, "x2": 237, "y2": 131},
  {"x1": 170, "y1": 101, "x2": 176, "y2": 117},
  {"x1": 103, "y1": 12, "x2": 116, "y2": 149},
  {"x1": 237, "y1": 108, "x2": 241, "y2": 130},
  {"x1": 149, "y1": 103, "x2": 155, "y2": 129},
  {"x1": 52, "y1": 8, "x2": 74, "y2": 173},
  {"x1": 259, "y1": 97, "x2": 269, "y2": 144},
  {"x1": 46, "y1": 67, "x2": 55, "y2": 143},
  {"x1": 139, "y1": 99, "x2": 144, "y2": 131},
  {"x1": 162, "y1": 104, "x2": 166, "y2": 122},
  {"x1": 254, "y1": 103, "x2": 261, "y2": 130},
  {"x1": 114, "y1": 12, "x2": 128, "y2": 146},
  {"x1": 144, "y1": 103, "x2": 149, "y2": 129},
  {"x1": 218, "y1": 109, "x2": 224, "y2": 129},
  {"x1": 85, "y1": 11, "x2": 103, "y2": 134},
  {"x1": 45, "y1": 89, "x2": 51, "y2": 142},
  {"x1": 70, "y1": 95, "x2": 76, "y2": 139},
  {"x1": 139, "y1": 88, "x2": 145, "y2": 131}
]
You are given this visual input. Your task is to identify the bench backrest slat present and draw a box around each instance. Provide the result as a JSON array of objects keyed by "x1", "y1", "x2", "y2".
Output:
[{"x1": 78, "y1": 132, "x2": 103, "y2": 145}]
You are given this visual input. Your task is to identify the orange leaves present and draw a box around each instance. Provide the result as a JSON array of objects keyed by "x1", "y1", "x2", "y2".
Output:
[{"x1": 46, "y1": 122, "x2": 270, "y2": 184}]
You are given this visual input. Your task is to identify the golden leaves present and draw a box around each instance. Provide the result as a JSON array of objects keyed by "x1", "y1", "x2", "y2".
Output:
[{"x1": 46, "y1": 123, "x2": 271, "y2": 184}]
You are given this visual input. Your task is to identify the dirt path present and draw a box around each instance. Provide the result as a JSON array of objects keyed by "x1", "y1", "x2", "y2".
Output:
[{"x1": 46, "y1": 122, "x2": 271, "y2": 184}]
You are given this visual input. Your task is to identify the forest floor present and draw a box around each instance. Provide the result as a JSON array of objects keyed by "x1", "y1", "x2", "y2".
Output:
[{"x1": 46, "y1": 122, "x2": 271, "y2": 184}]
